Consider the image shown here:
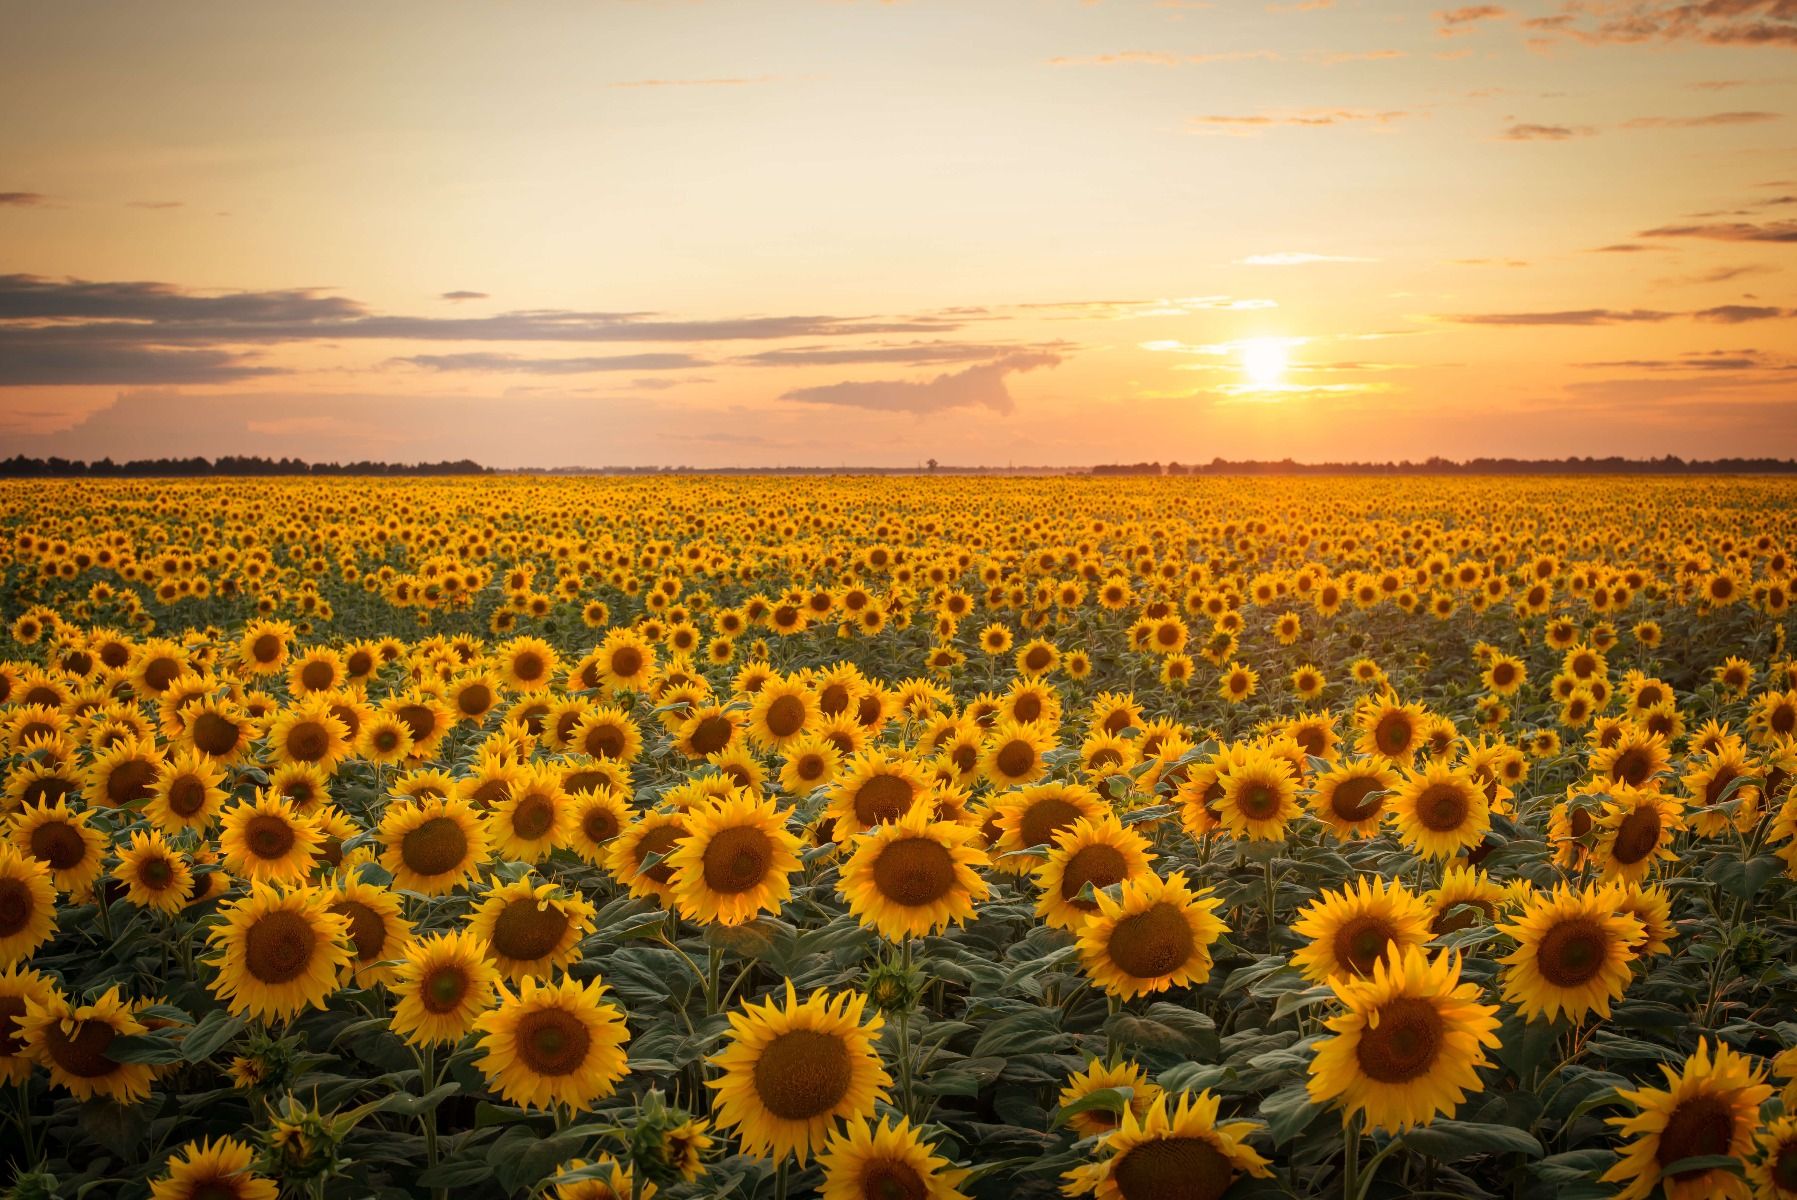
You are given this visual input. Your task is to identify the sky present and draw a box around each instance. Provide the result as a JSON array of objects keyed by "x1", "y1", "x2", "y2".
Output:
[{"x1": 1, "y1": 0, "x2": 1793, "y2": 468}]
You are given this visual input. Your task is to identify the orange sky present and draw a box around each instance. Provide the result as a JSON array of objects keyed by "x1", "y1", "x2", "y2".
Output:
[{"x1": 1, "y1": 0, "x2": 1793, "y2": 467}]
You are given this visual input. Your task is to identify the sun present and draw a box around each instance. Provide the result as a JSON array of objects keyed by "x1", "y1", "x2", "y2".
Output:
[{"x1": 1240, "y1": 337, "x2": 1289, "y2": 389}]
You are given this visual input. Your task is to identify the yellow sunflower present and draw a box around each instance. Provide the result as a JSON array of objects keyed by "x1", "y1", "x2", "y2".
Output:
[
  {"x1": 177, "y1": 696, "x2": 259, "y2": 764},
  {"x1": 10, "y1": 798, "x2": 106, "y2": 894},
  {"x1": 551, "y1": 1156, "x2": 652, "y2": 1200},
  {"x1": 0, "y1": 847, "x2": 57, "y2": 964},
  {"x1": 566, "y1": 787, "x2": 632, "y2": 866},
  {"x1": 389, "y1": 928, "x2": 501, "y2": 1047},
  {"x1": 606, "y1": 809, "x2": 689, "y2": 902},
  {"x1": 1033, "y1": 814, "x2": 1156, "y2": 932},
  {"x1": 592, "y1": 628, "x2": 657, "y2": 693},
  {"x1": 1306, "y1": 946, "x2": 1501, "y2": 1133},
  {"x1": 667, "y1": 791, "x2": 802, "y2": 927},
  {"x1": 468, "y1": 877, "x2": 597, "y2": 983},
  {"x1": 144, "y1": 750, "x2": 230, "y2": 833},
  {"x1": 708, "y1": 981, "x2": 891, "y2": 1163},
  {"x1": 266, "y1": 695, "x2": 352, "y2": 771},
  {"x1": 0, "y1": 963, "x2": 57, "y2": 1083},
  {"x1": 378, "y1": 794, "x2": 490, "y2": 895},
  {"x1": 1077, "y1": 871, "x2": 1228, "y2": 999},
  {"x1": 20, "y1": 985, "x2": 155, "y2": 1103},
  {"x1": 149, "y1": 1136, "x2": 278, "y2": 1200},
  {"x1": 839, "y1": 805, "x2": 989, "y2": 941},
  {"x1": 488, "y1": 764, "x2": 572, "y2": 864},
  {"x1": 112, "y1": 829, "x2": 194, "y2": 914},
  {"x1": 1497, "y1": 883, "x2": 1643, "y2": 1022},
  {"x1": 1388, "y1": 761, "x2": 1491, "y2": 860},
  {"x1": 82, "y1": 734, "x2": 164, "y2": 809},
  {"x1": 326, "y1": 876, "x2": 415, "y2": 986},
  {"x1": 1212, "y1": 751, "x2": 1302, "y2": 843},
  {"x1": 980, "y1": 719, "x2": 1055, "y2": 788},
  {"x1": 569, "y1": 706, "x2": 643, "y2": 765},
  {"x1": 828, "y1": 752, "x2": 930, "y2": 841},
  {"x1": 817, "y1": 1117, "x2": 971, "y2": 1200},
  {"x1": 748, "y1": 676, "x2": 818, "y2": 749},
  {"x1": 1425, "y1": 863, "x2": 1505, "y2": 936},
  {"x1": 1355, "y1": 698, "x2": 1428, "y2": 764},
  {"x1": 1291, "y1": 875, "x2": 1434, "y2": 983},
  {"x1": 988, "y1": 781, "x2": 1110, "y2": 874},
  {"x1": 1751, "y1": 1116, "x2": 1797, "y2": 1200},
  {"x1": 1591, "y1": 787, "x2": 1685, "y2": 883},
  {"x1": 1070, "y1": 1091, "x2": 1271, "y2": 1200},
  {"x1": 1308, "y1": 758, "x2": 1400, "y2": 840},
  {"x1": 206, "y1": 883, "x2": 352, "y2": 1021},
  {"x1": 1056, "y1": 1057, "x2": 1163, "y2": 1139},
  {"x1": 474, "y1": 974, "x2": 631, "y2": 1111},
  {"x1": 219, "y1": 792, "x2": 325, "y2": 885},
  {"x1": 1602, "y1": 1039, "x2": 1771, "y2": 1200}
]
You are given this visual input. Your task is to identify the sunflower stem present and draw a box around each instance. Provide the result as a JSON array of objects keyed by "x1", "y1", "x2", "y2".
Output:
[
  {"x1": 706, "y1": 946, "x2": 724, "y2": 1015},
  {"x1": 773, "y1": 1157, "x2": 789, "y2": 1200},
  {"x1": 418, "y1": 1042, "x2": 444, "y2": 1200},
  {"x1": 1342, "y1": 1112, "x2": 1360, "y2": 1200},
  {"x1": 897, "y1": 937, "x2": 917, "y2": 1120},
  {"x1": 1264, "y1": 856, "x2": 1278, "y2": 953}
]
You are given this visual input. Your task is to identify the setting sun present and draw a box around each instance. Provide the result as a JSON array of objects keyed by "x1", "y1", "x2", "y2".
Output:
[{"x1": 1240, "y1": 337, "x2": 1290, "y2": 391}]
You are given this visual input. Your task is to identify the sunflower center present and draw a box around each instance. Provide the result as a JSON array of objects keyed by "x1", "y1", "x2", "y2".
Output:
[
  {"x1": 251, "y1": 634, "x2": 282, "y2": 663},
  {"x1": 492, "y1": 899, "x2": 571, "y2": 962},
  {"x1": 245, "y1": 910, "x2": 319, "y2": 984},
  {"x1": 1107, "y1": 902, "x2": 1196, "y2": 979},
  {"x1": 1376, "y1": 714, "x2": 1412, "y2": 753},
  {"x1": 1019, "y1": 796, "x2": 1081, "y2": 848},
  {"x1": 854, "y1": 775, "x2": 915, "y2": 827},
  {"x1": 245, "y1": 815, "x2": 297, "y2": 861},
  {"x1": 581, "y1": 805, "x2": 620, "y2": 844},
  {"x1": 752, "y1": 1029, "x2": 853, "y2": 1120},
  {"x1": 1611, "y1": 807, "x2": 1663, "y2": 865},
  {"x1": 1111, "y1": 1136, "x2": 1236, "y2": 1200},
  {"x1": 1415, "y1": 784, "x2": 1470, "y2": 832},
  {"x1": 1354, "y1": 996, "x2": 1444, "y2": 1084},
  {"x1": 106, "y1": 759, "x2": 157, "y2": 806},
  {"x1": 1536, "y1": 916, "x2": 1609, "y2": 988},
  {"x1": 1773, "y1": 1140, "x2": 1797, "y2": 1191},
  {"x1": 402, "y1": 817, "x2": 470, "y2": 877},
  {"x1": 702, "y1": 826, "x2": 775, "y2": 894},
  {"x1": 168, "y1": 776, "x2": 209, "y2": 817},
  {"x1": 513, "y1": 652, "x2": 545, "y2": 682},
  {"x1": 139, "y1": 856, "x2": 176, "y2": 890},
  {"x1": 1653, "y1": 1093, "x2": 1736, "y2": 1177},
  {"x1": 0, "y1": 878, "x2": 35, "y2": 936},
  {"x1": 689, "y1": 716, "x2": 733, "y2": 757},
  {"x1": 395, "y1": 705, "x2": 437, "y2": 742},
  {"x1": 44, "y1": 1016, "x2": 123, "y2": 1079},
  {"x1": 861, "y1": 1159, "x2": 928, "y2": 1200},
  {"x1": 1610, "y1": 748, "x2": 1654, "y2": 787},
  {"x1": 873, "y1": 837, "x2": 957, "y2": 907},
  {"x1": 514, "y1": 1007, "x2": 592, "y2": 1076},
  {"x1": 511, "y1": 795, "x2": 556, "y2": 841},
  {"x1": 192, "y1": 711, "x2": 241, "y2": 756},
  {"x1": 584, "y1": 724, "x2": 627, "y2": 759},
  {"x1": 765, "y1": 695, "x2": 806, "y2": 739},
  {"x1": 1238, "y1": 783, "x2": 1279, "y2": 821},
  {"x1": 286, "y1": 721, "x2": 329, "y2": 762},
  {"x1": 185, "y1": 1175, "x2": 243, "y2": 1200},
  {"x1": 423, "y1": 966, "x2": 470, "y2": 1013},
  {"x1": 994, "y1": 740, "x2": 1037, "y2": 779},
  {"x1": 1329, "y1": 778, "x2": 1383, "y2": 823},
  {"x1": 636, "y1": 824, "x2": 685, "y2": 884},
  {"x1": 1332, "y1": 916, "x2": 1398, "y2": 977},
  {"x1": 330, "y1": 899, "x2": 387, "y2": 961},
  {"x1": 1060, "y1": 844, "x2": 1129, "y2": 906},
  {"x1": 457, "y1": 684, "x2": 493, "y2": 716},
  {"x1": 0, "y1": 996, "x2": 26, "y2": 1055},
  {"x1": 609, "y1": 646, "x2": 644, "y2": 679},
  {"x1": 29, "y1": 821, "x2": 87, "y2": 871},
  {"x1": 300, "y1": 662, "x2": 335, "y2": 691},
  {"x1": 1704, "y1": 767, "x2": 1739, "y2": 807}
]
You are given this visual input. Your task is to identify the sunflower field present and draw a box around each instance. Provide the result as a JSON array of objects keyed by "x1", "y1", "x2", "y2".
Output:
[{"x1": 2, "y1": 474, "x2": 1796, "y2": 1200}]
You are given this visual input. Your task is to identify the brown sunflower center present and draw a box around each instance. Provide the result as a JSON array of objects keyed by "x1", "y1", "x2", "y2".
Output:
[
  {"x1": 636, "y1": 824, "x2": 685, "y2": 884},
  {"x1": 245, "y1": 909, "x2": 319, "y2": 984},
  {"x1": 1375, "y1": 714, "x2": 1413, "y2": 754},
  {"x1": 245, "y1": 815, "x2": 297, "y2": 861},
  {"x1": 29, "y1": 821, "x2": 87, "y2": 871},
  {"x1": 1329, "y1": 777, "x2": 1384, "y2": 823},
  {"x1": 395, "y1": 705, "x2": 438, "y2": 743},
  {"x1": 854, "y1": 775, "x2": 915, "y2": 827},
  {"x1": 330, "y1": 899, "x2": 387, "y2": 962},
  {"x1": 1107, "y1": 901, "x2": 1196, "y2": 980},
  {"x1": 608, "y1": 646, "x2": 644, "y2": 679},
  {"x1": 192, "y1": 711, "x2": 242, "y2": 756},
  {"x1": 584, "y1": 724, "x2": 627, "y2": 760},
  {"x1": 1012, "y1": 694, "x2": 1045, "y2": 724},
  {"x1": 44, "y1": 1016, "x2": 124, "y2": 1079},
  {"x1": 1354, "y1": 996, "x2": 1444, "y2": 1084},
  {"x1": 251, "y1": 633, "x2": 282, "y2": 663},
  {"x1": 581, "y1": 805, "x2": 620, "y2": 844},
  {"x1": 1332, "y1": 915, "x2": 1398, "y2": 977},
  {"x1": 1060, "y1": 843, "x2": 1129, "y2": 907},
  {"x1": 1536, "y1": 916, "x2": 1610, "y2": 988},
  {"x1": 1611, "y1": 806, "x2": 1663, "y2": 865},
  {"x1": 1111, "y1": 1136, "x2": 1237, "y2": 1200},
  {"x1": 168, "y1": 775, "x2": 209, "y2": 817},
  {"x1": 401, "y1": 817, "x2": 470, "y2": 877},
  {"x1": 993, "y1": 740, "x2": 1037, "y2": 780},
  {"x1": 106, "y1": 759, "x2": 157, "y2": 806},
  {"x1": 0, "y1": 996, "x2": 27, "y2": 1055},
  {"x1": 285, "y1": 721, "x2": 330, "y2": 763},
  {"x1": 1773, "y1": 1139, "x2": 1797, "y2": 1191},
  {"x1": 688, "y1": 716, "x2": 734, "y2": 757},
  {"x1": 139, "y1": 856, "x2": 177, "y2": 891},
  {"x1": 491, "y1": 898, "x2": 571, "y2": 962},
  {"x1": 872, "y1": 837, "x2": 957, "y2": 907},
  {"x1": 1238, "y1": 782, "x2": 1279, "y2": 821},
  {"x1": 457, "y1": 683, "x2": 493, "y2": 716},
  {"x1": 0, "y1": 877, "x2": 36, "y2": 936},
  {"x1": 702, "y1": 826, "x2": 775, "y2": 894},
  {"x1": 511, "y1": 795, "x2": 557, "y2": 841},
  {"x1": 1415, "y1": 784, "x2": 1471, "y2": 832},
  {"x1": 1018, "y1": 796, "x2": 1081, "y2": 848},
  {"x1": 752, "y1": 1029, "x2": 853, "y2": 1120},
  {"x1": 514, "y1": 1007, "x2": 592, "y2": 1076},
  {"x1": 300, "y1": 661, "x2": 335, "y2": 691},
  {"x1": 424, "y1": 965, "x2": 470, "y2": 1013},
  {"x1": 1609, "y1": 747, "x2": 1654, "y2": 787},
  {"x1": 1654, "y1": 1093, "x2": 1736, "y2": 1177},
  {"x1": 765, "y1": 695, "x2": 806, "y2": 739},
  {"x1": 512, "y1": 651, "x2": 546, "y2": 682}
]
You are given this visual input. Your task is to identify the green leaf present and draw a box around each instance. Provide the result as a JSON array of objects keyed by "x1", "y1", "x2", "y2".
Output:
[
  {"x1": 103, "y1": 1033, "x2": 184, "y2": 1065},
  {"x1": 1401, "y1": 1120, "x2": 1544, "y2": 1160},
  {"x1": 180, "y1": 1010, "x2": 248, "y2": 1062},
  {"x1": 1053, "y1": 1087, "x2": 1133, "y2": 1126},
  {"x1": 417, "y1": 1159, "x2": 496, "y2": 1187},
  {"x1": 1257, "y1": 1083, "x2": 1321, "y2": 1146},
  {"x1": 1657, "y1": 1154, "x2": 1741, "y2": 1179}
]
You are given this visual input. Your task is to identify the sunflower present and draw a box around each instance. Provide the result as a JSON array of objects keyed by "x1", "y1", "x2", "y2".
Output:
[
  {"x1": 1388, "y1": 761, "x2": 1491, "y2": 860},
  {"x1": 1078, "y1": 871, "x2": 1227, "y2": 999},
  {"x1": 1291, "y1": 876, "x2": 1434, "y2": 983},
  {"x1": 839, "y1": 806, "x2": 989, "y2": 941},
  {"x1": 779, "y1": 734, "x2": 842, "y2": 797},
  {"x1": 1592, "y1": 727, "x2": 1672, "y2": 791},
  {"x1": 1033, "y1": 814, "x2": 1156, "y2": 932},
  {"x1": 817, "y1": 1117, "x2": 971, "y2": 1200},
  {"x1": 389, "y1": 928, "x2": 502, "y2": 1047},
  {"x1": 1308, "y1": 758, "x2": 1399, "y2": 839},
  {"x1": 235, "y1": 620, "x2": 294, "y2": 676},
  {"x1": 0, "y1": 847, "x2": 56, "y2": 964},
  {"x1": 1752, "y1": 1116, "x2": 1797, "y2": 1200},
  {"x1": 606, "y1": 810, "x2": 690, "y2": 902},
  {"x1": 1684, "y1": 741, "x2": 1762, "y2": 837},
  {"x1": 1591, "y1": 787, "x2": 1685, "y2": 883},
  {"x1": 149, "y1": 1136, "x2": 278, "y2": 1200},
  {"x1": 447, "y1": 671, "x2": 505, "y2": 726},
  {"x1": 980, "y1": 719, "x2": 1055, "y2": 788},
  {"x1": 383, "y1": 692, "x2": 455, "y2": 759},
  {"x1": 327, "y1": 877, "x2": 415, "y2": 986},
  {"x1": 490, "y1": 764, "x2": 572, "y2": 863},
  {"x1": 827, "y1": 752, "x2": 929, "y2": 842},
  {"x1": 1425, "y1": 863, "x2": 1505, "y2": 936},
  {"x1": 551, "y1": 1156, "x2": 651, "y2": 1200},
  {"x1": 266, "y1": 696, "x2": 351, "y2": 771},
  {"x1": 1614, "y1": 881, "x2": 1677, "y2": 957},
  {"x1": 708, "y1": 981, "x2": 891, "y2": 1163},
  {"x1": 499, "y1": 636, "x2": 560, "y2": 692},
  {"x1": 1306, "y1": 947, "x2": 1501, "y2": 1133},
  {"x1": 566, "y1": 788, "x2": 632, "y2": 865},
  {"x1": 355, "y1": 713, "x2": 415, "y2": 765},
  {"x1": 0, "y1": 963, "x2": 56, "y2": 1083},
  {"x1": 219, "y1": 793, "x2": 325, "y2": 885},
  {"x1": 1355, "y1": 698, "x2": 1427, "y2": 764},
  {"x1": 592, "y1": 628, "x2": 658, "y2": 693},
  {"x1": 10, "y1": 799, "x2": 106, "y2": 894},
  {"x1": 379, "y1": 794, "x2": 490, "y2": 895},
  {"x1": 20, "y1": 985, "x2": 155, "y2": 1103},
  {"x1": 468, "y1": 877, "x2": 597, "y2": 983},
  {"x1": 675, "y1": 703, "x2": 742, "y2": 761},
  {"x1": 749, "y1": 676, "x2": 818, "y2": 749},
  {"x1": 112, "y1": 829, "x2": 194, "y2": 914},
  {"x1": 568, "y1": 706, "x2": 644, "y2": 765},
  {"x1": 1482, "y1": 654, "x2": 1526, "y2": 696},
  {"x1": 143, "y1": 750, "x2": 230, "y2": 833},
  {"x1": 207, "y1": 883, "x2": 352, "y2": 1021},
  {"x1": 1070, "y1": 1091, "x2": 1271, "y2": 1200},
  {"x1": 474, "y1": 974, "x2": 631, "y2": 1111},
  {"x1": 178, "y1": 696, "x2": 258, "y2": 764},
  {"x1": 668, "y1": 792, "x2": 802, "y2": 927},
  {"x1": 1056, "y1": 1057, "x2": 1164, "y2": 1139},
  {"x1": 4, "y1": 757, "x2": 82, "y2": 814},
  {"x1": 1602, "y1": 1039, "x2": 1771, "y2": 1200},
  {"x1": 1212, "y1": 751, "x2": 1302, "y2": 843},
  {"x1": 82, "y1": 734, "x2": 163, "y2": 808},
  {"x1": 1497, "y1": 883, "x2": 1642, "y2": 1022}
]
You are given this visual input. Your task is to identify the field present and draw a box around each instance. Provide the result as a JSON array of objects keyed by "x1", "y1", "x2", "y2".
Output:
[{"x1": 2, "y1": 473, "x2": 1795, "y2": 1200}]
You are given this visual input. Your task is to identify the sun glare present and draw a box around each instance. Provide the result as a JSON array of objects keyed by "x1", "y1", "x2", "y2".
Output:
[{"x1": 1240, "y1": 337, "x2": 1289, "y2": 389}]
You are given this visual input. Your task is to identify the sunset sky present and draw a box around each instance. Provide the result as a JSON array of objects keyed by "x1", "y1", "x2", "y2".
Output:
[{"x1": 2, "y1": 0, "x2": 1793, "y2": 468}]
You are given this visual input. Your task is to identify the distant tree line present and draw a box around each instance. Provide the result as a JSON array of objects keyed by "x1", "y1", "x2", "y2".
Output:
[
  {"x1": 1092, "y1": 456, "x2": 1797, "y2": 476},
  {"x1": 0, "y1": 455, "x2": 492, "y2": 477}
]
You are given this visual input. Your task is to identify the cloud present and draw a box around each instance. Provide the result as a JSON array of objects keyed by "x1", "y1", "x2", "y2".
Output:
[
  {"x1": 1498, "y1": 122, "x2": 1595, "y2": 140},
  {"x1": 1696, "y1": 304, "x2": 1796, "y2": 322},
  {"x1": 0, "y1": 192, "x2": 51, "y2": 207},
  {"x1": 1659, "y1": 264, "x2": 1779, "y2": 285},
  {"x1": 779, "y1": 352, "x2": 1061, "y2": 415},
  {"x1": 1189, "y1": 108, "x2": 1409, "y2": 135},
  {"x1": 125, "y1": 200, "x2": 183, "y2": 210},
  {"x1": 1438, "y1": 306, "x2": 1793, "y2": 325},
  {"x1": 1523, "y1": 1, "x2": 1797, "y2": 49},
  {"x1": 1587, "y1": 242, "x2": 1673, "y2": 253},
  {"x1": 1436, "y1": 5, "x2": 1509, "y2": 35},
  {"x1": 393, "y1": 352, "x2": 712, "y2": 373},
  {"x1": 0, "y1": 343, "x2": 281, "y2": 386},
  {"x1": 1238, "y1": 252, "x2": 1378, "y2": 265},
  {"x1": 1638, "y1": 220, "x2": 1797, "y2": 242},
  {"x1": 738, "y1": 341, "x2": 1069, "y2": 367},
  {"x1": 1622, "y1": 110, "x2": 1782, "y2": 128},
  {"x1": 440, "y1": 290, "x2": 489, "y2": 302}
]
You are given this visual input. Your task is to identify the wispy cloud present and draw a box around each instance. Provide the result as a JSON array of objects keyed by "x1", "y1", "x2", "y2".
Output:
[
  {"x1": 1436, "y1": 5, "x2": 1509, "y2": 36},
  {"x1": 1523, "y1": 1, "x2": 1797, "y2": 50},
  {"x1": 1639, "y1": 220, "x2": 1797, "y2": 242},
  {"x1": 440, "y1": 290, "x2": 489, "y2": 302},
  {"x1": 780, "y1": 352, "x2": 1061, "y2": 415},
  {"x1": 1498, "y1": 122, "x2": 1595, "y2": 140},
  {"x1": 1438, "y1": 306, "x2": 1794, "y2": 325},
  {"x1": 125, "y1": 199, "x2": 183, "y2": 210},
  {"x1": 393, "y1": 352, "x2": 711, "y2": 374},
  {"x1": 1622, "y1": 110, "x2": 1782, "y2": 128},
  {"x1": 1190, "y1": 108, "x2": 1409, "y2": 135},
  {"x1": 0, "y1": 192, "x2": 51, "y2": 207}
]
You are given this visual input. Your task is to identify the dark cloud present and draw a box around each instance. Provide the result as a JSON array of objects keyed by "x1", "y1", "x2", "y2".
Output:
[
  {"x1": 0, "y1": 274, "x2": 364, "y2": 323},
  {"x1": 1498, "y1": 122, "x2": 1595, "y2": 140},
  {"x1": 1523, "y1": 1, "x2": 1797, "y2": 49},
  {"x1": 1437, "y1": 5, "x2": 1509, "y2": 34},
  {"x1": 1695, "y1": 304, "x2": 1796, "y2": 322},
  {"x1": 1622, "y1": 110, "x2": 1782, "y2": 127},
  {"x1": 0, "y1": 193, "x2": 51, "y2": 207},
  {"x1": 780, "y1": 353, "x2": 1061, "y2": 415},
  {"x1": 394, "y1": 352, "x2": 711, "y2": 373},
  {"x1": 440, "y1": 290, "x2": 489, "y2": 302},
  {"x1": 1639, "y1": 220, "x2": 1797, "y2": 242},
  {"x1": 0, "y1": 342, "x2": 280, "y2": 386},
  {"x1": 1441, "y1": 305, "x2": 1793, "y2": 325},
  {"x1": 1660, "y1": 264, "x2": 1778, "y2": 284},
  {"x1": 1587, "y1": 242, "x2": 1672, "y2": 252}
]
